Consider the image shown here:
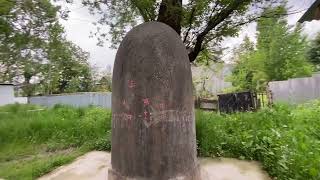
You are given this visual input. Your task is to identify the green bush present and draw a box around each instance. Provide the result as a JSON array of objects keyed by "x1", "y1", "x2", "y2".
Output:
[
  {"x1": 1, "y1": 102, "x2": 320, "y2": 180},
  {"x1": 196, "y1": 101, "x2": 320, "y2": 180}
]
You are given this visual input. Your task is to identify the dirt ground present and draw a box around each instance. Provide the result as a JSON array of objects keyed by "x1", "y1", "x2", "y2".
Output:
[{"x1": 39, "y1": 151, "x2": 271, "y2": 180}]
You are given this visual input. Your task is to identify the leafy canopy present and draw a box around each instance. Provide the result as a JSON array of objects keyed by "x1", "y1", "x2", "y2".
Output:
[
  {"x1": 0, "y1": 0, "x2": 94, "y2": 95},
  {"x1": 80, "y1": 0, "x2": 279, "y2": 63},
  {"x1": 229, "y1": 5, "x2": 313, "y2": 92}
]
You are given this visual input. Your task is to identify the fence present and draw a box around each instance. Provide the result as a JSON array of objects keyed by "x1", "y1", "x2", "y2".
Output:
[
  {"x1": 29, "y1": 92, "x2": 112, "y2": 109},
  {"x1": 195, "y1": 97, "x2": 218, "y2": 111},
  {"x1": 268, "y1": 73, "x2": 320, "y2": 104},
  {"x1": 217, "y1": 91, "x2": 259, "y2": 113},
  {"x1": 14, "y1": 97, "x2": 28, "y2": 104}
]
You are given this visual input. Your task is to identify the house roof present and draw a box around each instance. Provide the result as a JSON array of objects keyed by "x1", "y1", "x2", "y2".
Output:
[
  {"x1": 0, "y1": 83, "x2": 14, "y2": 86},
  {"x1": 298, "y1": 0, "x2": 320, "y2": 22}
]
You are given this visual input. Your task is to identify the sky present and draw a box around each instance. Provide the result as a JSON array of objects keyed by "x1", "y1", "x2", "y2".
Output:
[{"x1": 58, "y1": 0, "x2": 320, "y2": 70}]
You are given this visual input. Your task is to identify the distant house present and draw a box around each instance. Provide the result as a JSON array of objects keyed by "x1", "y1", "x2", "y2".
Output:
[
  {"x1": 0, "y1": 83, "x2": 14, "y2": 106},
  {"x1": 299, "y1": 0, "x2": 320, "y2": 22},
  {"x1": 0, "y1": 83, "x2": 28, "y2": 106}
]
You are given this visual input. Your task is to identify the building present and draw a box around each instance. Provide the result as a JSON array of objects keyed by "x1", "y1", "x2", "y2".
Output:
[
  {"x1": 0, "y1": 83, "x2": 15, "y2": 106},
  {"x1": 299, "y1": 0, "x2": 320, "y2": 22}
]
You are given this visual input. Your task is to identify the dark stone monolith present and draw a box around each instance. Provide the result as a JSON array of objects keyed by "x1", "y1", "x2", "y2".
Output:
[{"x1": 109, "y1": 22, "x2": 199, "y2": 180}]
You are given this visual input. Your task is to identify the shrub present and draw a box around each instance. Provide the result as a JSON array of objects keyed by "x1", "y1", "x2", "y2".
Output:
[
  {"x1": 1, "y1": 102, "x2": 320, "y2": 180},
  {"x1": 0, "y1": 104, "x2": 112, "y2": 151},
  {"x1": 196, "y1": 101, "x2": 320, "y2": 180}
]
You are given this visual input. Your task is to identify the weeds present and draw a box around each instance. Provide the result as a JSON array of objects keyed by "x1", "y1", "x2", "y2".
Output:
[
  {"x1": 0, "y1": 104, "x2": 112, "y2": 179},
  {"x1": 196, "y1": 101, "x2": 320, "y2": 180},
  {"x1": 1, "y1": 102, "x2": 320, "y2": 180}
]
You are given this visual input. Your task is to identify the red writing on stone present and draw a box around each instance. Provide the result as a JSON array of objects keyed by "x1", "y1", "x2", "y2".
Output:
[
  {"x1": 142, "y1": 98, "x2": 150, "y2": 106},
  {"x1": 144, "y1": 111, "x2": 149, "y2": 120},
  {"x1": 125, "y1": 114, "x2": 133, "y2": 121},
  {"x1": 128, "y1": 80, "x2": 136, "y2": 89},
  {"x1": 113, "y1": 113, "x2": 133, "y2": 121}
]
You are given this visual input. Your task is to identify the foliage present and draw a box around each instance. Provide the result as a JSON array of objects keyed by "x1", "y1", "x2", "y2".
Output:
[
  {"x1": 307, "y1": 32, "x2": 320, "y2": 71},
  {"x1": 229, "y1": 5, "x2": 313, "y2": 92},
  {"x1": 0, "y1": 104, "x2": 112, "y2": 179},
  {"x1": 2, "y1": 102, "x2": 320, "y2": 179},
  {"x1": 79, "y1": 0, "x2": 279, "y2": 62},
  {"x1": 196, "y1": 101, "x2": 320, "y2": 180},
  {"x1": 0, "y1": 0, "x2": 94, "y2": 95}
]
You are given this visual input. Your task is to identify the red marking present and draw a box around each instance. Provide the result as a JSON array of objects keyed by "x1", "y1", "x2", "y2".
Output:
[
  {"x1": 144, "y1": 111, "x2": 149, "y2": 120},
  {"x1": 126, "y1": 114, "x2": 133, "y2": 121},
  {"x1": 143, "y1": 98, "x2": 150, "y2": 106},
  {"x1": 128, "y1": 80, "x2": 136, "y2": 89}
]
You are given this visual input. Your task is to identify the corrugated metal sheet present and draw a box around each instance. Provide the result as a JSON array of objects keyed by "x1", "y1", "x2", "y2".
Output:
[
  {"x1": 268, "y1": 74, "x2": 320, "y2": 104},
  {"x1": 29, "y1": 92, "x2": 112, "y2": 109}
]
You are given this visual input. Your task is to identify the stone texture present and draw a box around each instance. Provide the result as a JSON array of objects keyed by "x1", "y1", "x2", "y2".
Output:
[{"x1": 110, "y1": 22, "x2": 198, "y2": 180}]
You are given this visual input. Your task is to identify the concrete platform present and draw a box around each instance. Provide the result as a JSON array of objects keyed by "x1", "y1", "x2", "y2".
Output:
[{"x1": 38, "y1": 151, "x2": 271, "y2": 180}]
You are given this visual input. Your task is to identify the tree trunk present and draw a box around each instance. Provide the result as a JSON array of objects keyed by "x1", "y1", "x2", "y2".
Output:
[{"x1": 157, "y1": 0, "x2": 182, "y2": 35}]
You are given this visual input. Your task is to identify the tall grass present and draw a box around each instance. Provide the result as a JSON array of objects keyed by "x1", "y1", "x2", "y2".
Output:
[
  {"x1": 0, "y1": 104, "x2": 112, "y2": 179},
  {"x1": 196, "y1": 101, "x2": 320, "y2": 180},
  {"x1": 0, "y1": 104, "x2": 112, "y2": 153},
  {"x1": 1, "y1": 102, "x2": 320, "y2": 180}
]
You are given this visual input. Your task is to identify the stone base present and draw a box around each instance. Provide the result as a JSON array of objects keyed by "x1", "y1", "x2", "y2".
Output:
[
  {"x1": 38, "y1": 151, "x2": 271, "y2": 180},
  {"x1": 108, "y1": 166, "x2": 201, "y2": 180}
]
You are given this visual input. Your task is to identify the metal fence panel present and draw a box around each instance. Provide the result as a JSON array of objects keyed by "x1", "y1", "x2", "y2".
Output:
[
  {"x1": 268, "y1": 80, "x2": 290, "y2": 103},
  {"x1": 29, "y1": 92, "x2": 112, "y2": 109},
  {"x1": 268, "y1": 74, "x2": 320, "y2": 104}
]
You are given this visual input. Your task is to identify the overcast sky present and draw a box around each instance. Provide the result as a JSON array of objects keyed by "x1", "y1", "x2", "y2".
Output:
[{"x1": 59, "y1": 0, "x2": 320, "y2": 70}]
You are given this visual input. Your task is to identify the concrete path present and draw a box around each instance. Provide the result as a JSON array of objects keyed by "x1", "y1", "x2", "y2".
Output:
[{"x1": 39, "y1": 151, "x2": 271, "y2": 180}]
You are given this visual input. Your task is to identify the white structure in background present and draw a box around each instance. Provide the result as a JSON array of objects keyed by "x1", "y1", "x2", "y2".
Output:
[
  {"x1": 0, "y1": 83, "x2": 28, "y2": 106},
  {"x1": 192, "y1": 63, "x2": 233, "y2": 95},
  {"x1": 0, "y1": 83, "x2": 15, "y2": 106}
]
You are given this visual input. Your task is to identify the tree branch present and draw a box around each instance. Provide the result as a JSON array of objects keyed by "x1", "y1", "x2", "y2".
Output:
[
  {"x1": 188, "y1": 1, "x2": 244, "y2": 62},
  {"x1": 183, "y1": 6, "x2": 196, "y2": 43}
]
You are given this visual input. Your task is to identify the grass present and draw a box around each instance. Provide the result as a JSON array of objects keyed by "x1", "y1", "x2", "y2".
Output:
[
  {"x1": 196, "y1": 101, "x2": 320, "y2": 180},
  {"x1": 1, "y1": 102, "x2": 320, "y2": 180},
  {"x1": 0, "y1": 104, "x2": 112, "y2": 179}
]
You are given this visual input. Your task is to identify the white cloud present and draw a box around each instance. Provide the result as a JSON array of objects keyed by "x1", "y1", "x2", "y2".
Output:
[{"x1": 57, "y1": 1, "x2": 116, "y2": 70}]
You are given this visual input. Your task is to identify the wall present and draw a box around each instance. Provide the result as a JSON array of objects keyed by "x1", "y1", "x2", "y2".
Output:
[
  {"x1": 268, "y1": 73, "x2": 320, "y2": 104},
  {"x1": 14, "y1": 97, "x2": 28, "y2": 104},
  {"x1": 0, "y1": 85, "x2": 14, "y2": 106},
  {"x1": 29, "y1": 92, "x2": 112, "y2": 109}
]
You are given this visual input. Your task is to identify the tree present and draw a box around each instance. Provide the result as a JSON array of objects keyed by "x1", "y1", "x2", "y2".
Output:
[
  {"x1": 42, "y1": 23, "x2": 94, "y2": 94},
  {"x1": 80, "y1": 0, "x2": 281, "y2": 63},
  {"x1": 0, "y1": 0, "x2": 60, "y2": 95},
  {"x1": 307, "y1": 32, "x2": 320, "y2": 71},
  {"x1": 230, "y1": 5, "x2": 313, "y2": 92},
  {"x1": 0, "y1": 0, "x2": 94, "y2": 95}
]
